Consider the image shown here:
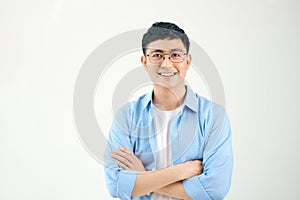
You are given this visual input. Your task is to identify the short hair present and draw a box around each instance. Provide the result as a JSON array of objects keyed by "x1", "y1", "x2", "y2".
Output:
[{"x1": 142, "y1": 22, "x2": 190, "y2": 55}]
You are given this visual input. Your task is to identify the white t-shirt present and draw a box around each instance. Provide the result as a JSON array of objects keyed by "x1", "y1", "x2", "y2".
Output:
[{"x1": 151, "y1": 104, "x2": 182, "y2": 200}]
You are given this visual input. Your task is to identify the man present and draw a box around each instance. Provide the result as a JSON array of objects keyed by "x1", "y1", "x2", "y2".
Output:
[{"x1": 104, "y1": 22, "x2": 233, "y2": 200}]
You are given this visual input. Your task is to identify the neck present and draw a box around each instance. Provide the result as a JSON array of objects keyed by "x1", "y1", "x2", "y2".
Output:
[{"x1": 152, "y1": 84, "x2": 186, "y2": 111}]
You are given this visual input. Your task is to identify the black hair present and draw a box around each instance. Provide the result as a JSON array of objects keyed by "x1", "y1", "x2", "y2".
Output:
[{"x1": 142, "y1": 22, "x2": 190, "y2": 55}]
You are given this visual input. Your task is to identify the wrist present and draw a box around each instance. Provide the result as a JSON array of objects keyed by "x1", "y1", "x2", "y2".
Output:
[{"x1": 172, "y1": 164, "x2": 186, "y2": 180}]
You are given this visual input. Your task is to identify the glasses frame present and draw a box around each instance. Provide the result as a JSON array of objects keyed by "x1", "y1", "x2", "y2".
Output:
[{"x1": 146, "y1": 51, "x2": 187, "y2": 64}]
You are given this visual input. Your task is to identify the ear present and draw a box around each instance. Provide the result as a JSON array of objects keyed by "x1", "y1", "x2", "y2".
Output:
[
  {"x1": 141, "y1": 55, "x2": 147, "y2": 70},
  {"x1": 186, "y1": 54, "x2": 192, "y2": 69}
]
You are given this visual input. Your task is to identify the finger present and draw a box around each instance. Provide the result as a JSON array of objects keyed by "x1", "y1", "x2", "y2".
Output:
[
  {"x1": 194, "y1": 159, "x2": 202, "y2": 164},
  {"x1": 119, "y1": 148, "x2": 135, "y2": 159},
  {"x1": 112, "y1": 149, "x2": 131, "y2": 158},
  {"x1": 119, "y1": 147, "x2": 141, "y2": 162},
  {"x1": 114, "y1": 159, "x2": 129, "y2": 170},
  {"x1": 112, "y1": 150, "x2": 134, "y2": 164},
  {"x1": 120, "y1": 146, "x2": 132, "y2": 154},
  {"x1": 111, "y1": 152, "x2": 127, "y2": 161},
  {"x1": 111, "y1": 153, "x2": 131, "y2": 167}
]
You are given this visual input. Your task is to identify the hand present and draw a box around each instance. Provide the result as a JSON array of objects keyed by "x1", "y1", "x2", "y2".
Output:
[
  {"x1": 176, "y1": 160, "x2": 203, "y2": 180},
  {"x1": 111, "y1": 147, "x2": 146, "y2": 171}
]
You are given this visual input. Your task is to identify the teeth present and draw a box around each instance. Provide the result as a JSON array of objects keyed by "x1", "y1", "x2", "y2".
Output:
[{"x1": 160, "y1": 72, "x2": 176, "y2": 77}]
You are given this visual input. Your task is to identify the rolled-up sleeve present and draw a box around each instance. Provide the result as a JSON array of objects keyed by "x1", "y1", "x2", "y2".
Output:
[
  {"x1": 183, "y1": 108, "x2": 233, "y2": 200},
  {"x1": 105, "y1": 166, "x2": 137, "y2": 199},
  {"x1": 104, "y1": 105, "x2": 137, "y2": 200}
]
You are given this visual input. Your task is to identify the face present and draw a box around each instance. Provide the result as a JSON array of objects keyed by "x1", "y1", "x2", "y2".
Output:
[{"x1": 141, "y1": 38, "x2": 192, "y2": 90}]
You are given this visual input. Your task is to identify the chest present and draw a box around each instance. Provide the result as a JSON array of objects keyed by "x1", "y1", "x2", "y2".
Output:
[{"x1": 130, "y1": 113, "x2": 205, "y2": 170}]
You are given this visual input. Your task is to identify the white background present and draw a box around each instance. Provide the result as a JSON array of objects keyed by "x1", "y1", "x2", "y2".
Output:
[{"x1": 1, "y1": 0, "x2": 300, "y2": 199}]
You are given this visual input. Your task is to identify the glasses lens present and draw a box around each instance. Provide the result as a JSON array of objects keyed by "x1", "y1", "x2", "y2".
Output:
[
  {"x1": 149, "y1": 53, "x2": 163, "y2": 63},
  {"x1": 148, "y1": 52, "x2": 185, "y2": 64},
  {"x1": 170, "y1": 52, "x2": 185, "y2": 63}
]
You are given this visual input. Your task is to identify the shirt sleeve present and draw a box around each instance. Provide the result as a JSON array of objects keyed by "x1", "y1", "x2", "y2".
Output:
[
  {"x1": 182, "y1": 107, "x2": 233, "y2": 200},
  {"x1": 103, "y1": 105, "x2": 137, "y2": 200}
]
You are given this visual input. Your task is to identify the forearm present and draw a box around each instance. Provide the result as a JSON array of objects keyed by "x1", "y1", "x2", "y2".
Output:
[
  {"x1": 155, "y1": 181, "x2": 192, "y2": 200},
  {"x1": 111, "y1": 147, "x2": 202, "y2": 198},
  {"x1": 131, "y1": 165, "x2": 185, "y2": 197}
]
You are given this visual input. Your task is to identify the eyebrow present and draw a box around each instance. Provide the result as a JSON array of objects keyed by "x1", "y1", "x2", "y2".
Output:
[
  {"x1": 148, "y1": 49, "x2": 164, "y2": 54},
  {"x1": 169, "y1": 48, "x2": 185, "y2": 52},
  {"x1": 148, "y1": 48, "x2": 185, "y2": 54}
]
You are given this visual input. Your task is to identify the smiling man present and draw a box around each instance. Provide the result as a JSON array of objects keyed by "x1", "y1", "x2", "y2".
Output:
[{"x1": 104, "y1": 22, "x2": 233, "y2": 200}]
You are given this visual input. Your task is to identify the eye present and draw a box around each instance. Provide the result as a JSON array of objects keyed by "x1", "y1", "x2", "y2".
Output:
[
  {"x1": 171, "y1": 52, "x2": 184, "y2": 58},
  {"x1": 172, "y1": 53, "x2": 181, "y2": 57},
  {"x1": 152, "y1": 53, "x2": 163, "y2": 58}
]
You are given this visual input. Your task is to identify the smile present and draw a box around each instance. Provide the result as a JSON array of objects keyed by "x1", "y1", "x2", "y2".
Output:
[{"x1": 158, "y1": 72, "x2": 178, "y2": 77}]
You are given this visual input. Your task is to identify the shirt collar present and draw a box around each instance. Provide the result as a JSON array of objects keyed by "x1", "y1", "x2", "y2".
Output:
[
  {"x1": 141, "y1": 85, "x2": 198, "y2": 113},
  {"x1": 183, "y1": 85, "x2": 198, "y2": 112}
]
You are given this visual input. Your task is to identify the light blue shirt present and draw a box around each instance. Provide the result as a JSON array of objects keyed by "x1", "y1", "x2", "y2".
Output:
[{"x1": 104, "y1": 86, "x2": 233, "y2": 200}]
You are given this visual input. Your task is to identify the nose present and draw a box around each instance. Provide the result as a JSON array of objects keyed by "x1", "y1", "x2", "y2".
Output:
[{"x1": 160, "y1": 55, "x2": 173, "y2": 68}]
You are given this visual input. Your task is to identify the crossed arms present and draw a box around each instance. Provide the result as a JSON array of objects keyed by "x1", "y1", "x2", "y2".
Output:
[
  {"x1": 112, "y1": 147, "x2": 203, "y2": 199},
  {"x1": 104, "y1": 104, "x2": 233, "y2": 200}
]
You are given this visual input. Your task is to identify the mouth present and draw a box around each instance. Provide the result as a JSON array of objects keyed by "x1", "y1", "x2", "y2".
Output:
[{"x1": 158, "y1": 72, "x2": 178, "y2": 77}]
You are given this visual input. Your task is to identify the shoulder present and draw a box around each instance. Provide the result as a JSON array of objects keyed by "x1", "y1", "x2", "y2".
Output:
[
  {"x1": 113, "y1": 93, "x2": 150, "y2": 132},
  {"x1": 193, "y1": 94, "x2": 230, "y2": 132},
  {"x1": 194, "y1": 94, "x2": 226, "y2": 116},
  {"x1": 185, "y1": 86, "x2": 225, "y2": 116},
  {"x1": 114, "y1": 93, "x2": 150, "y2": 118}
]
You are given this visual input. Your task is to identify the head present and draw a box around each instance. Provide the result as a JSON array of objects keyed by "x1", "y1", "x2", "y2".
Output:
[
  {"x1": 141, "y1": 22, "x2": 192, "y2": 91},
  {"x1": 142, "y1": 22, "x2": 190, "y2": 56}
]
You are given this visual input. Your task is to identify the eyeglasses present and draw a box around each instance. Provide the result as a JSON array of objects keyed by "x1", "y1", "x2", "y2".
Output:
[{"x1": 146, "y1": 51, "x2": 187, "y2": 64}]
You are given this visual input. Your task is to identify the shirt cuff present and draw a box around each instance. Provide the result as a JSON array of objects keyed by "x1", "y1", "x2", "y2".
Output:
[
  {"x1": 182, "y1": 175, "x2": 211, "y2": 200},
  {"x1": 117, "y1": 170, "x2": 137, "y2": 199}
]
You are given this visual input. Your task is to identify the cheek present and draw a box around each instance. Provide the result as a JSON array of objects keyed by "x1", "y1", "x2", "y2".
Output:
[
  {"x1": 178, "y1": 66, "x2": 188, "y2": 76},
  {"x1": 147, "y1": 64, "x2": 159, "y2": 71},
  {"x1": 145, "y1": 67, "x2": 158, "y2": 77}
]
